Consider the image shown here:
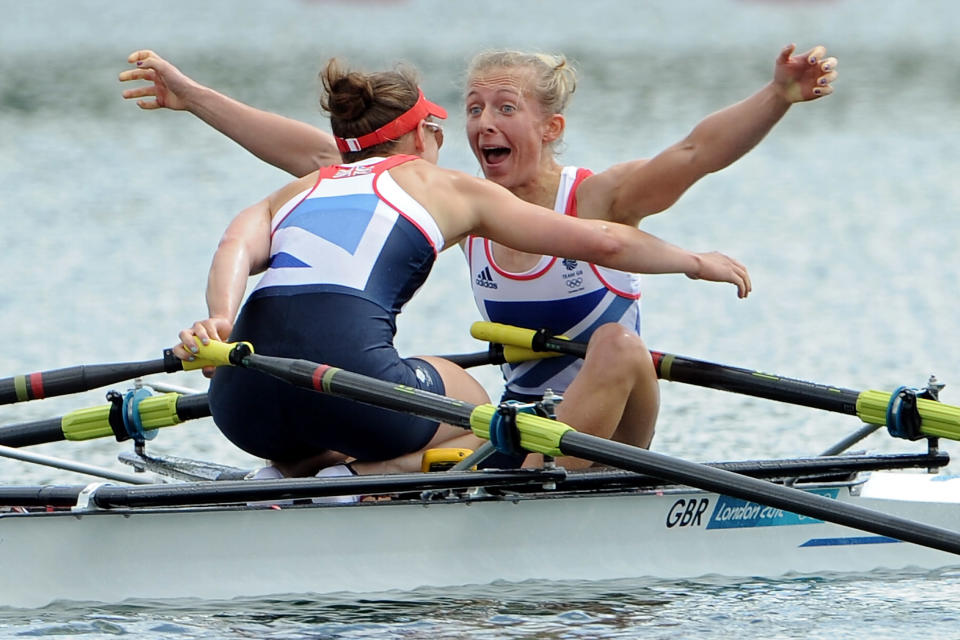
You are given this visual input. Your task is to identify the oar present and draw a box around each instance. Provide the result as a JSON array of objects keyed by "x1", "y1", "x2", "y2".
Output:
[
  {"x1": 0, "y1": 349, "x2": 220, "y2": 406},
  {"x1": 470, "y1": 321, "x2": 960, "y2": 442},
  {"x1": 438, "y1": 342, "x2": 558, "y2": 369},
  {"x1": 0, "y1": 392, "x2": 211, "y2": 447},
  {"x1": 192, "y1": 339, "x2": 960, "y2": 557}
]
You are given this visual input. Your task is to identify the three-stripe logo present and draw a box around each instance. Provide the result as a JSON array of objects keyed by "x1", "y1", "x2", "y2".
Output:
[{"x1": 475, "y1": 266, "x2": 498, "y2": 289}]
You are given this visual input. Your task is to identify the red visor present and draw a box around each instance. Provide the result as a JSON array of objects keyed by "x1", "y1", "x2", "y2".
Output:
[{"x1": 335, "y1": 89, "x2": 448, "y2": 153}]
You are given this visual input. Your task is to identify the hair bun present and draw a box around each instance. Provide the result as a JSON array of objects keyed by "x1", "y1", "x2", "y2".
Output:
[
  {"x1": 320, "y1": 57, "x2": 422, "y2": 156},
  {"x1": 325, "y1": 71, "x2": 375, "y2": 121}
]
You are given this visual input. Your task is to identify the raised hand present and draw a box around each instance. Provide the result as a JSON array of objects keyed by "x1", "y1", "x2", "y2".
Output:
[
  {"x1": 773, "y1": 43, "x2": 838, "y2": 103},
  {"x1": 119, "y1": 50, "x2": 197, "y2": 111},
  {"x1": 686, "y1": 252, "x2": 752, "y2": 299}
]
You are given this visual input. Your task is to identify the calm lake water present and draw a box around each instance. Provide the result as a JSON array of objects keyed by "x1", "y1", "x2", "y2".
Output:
[{"x1": 2, "y1": 0, "x2": 960, "y2": 636}]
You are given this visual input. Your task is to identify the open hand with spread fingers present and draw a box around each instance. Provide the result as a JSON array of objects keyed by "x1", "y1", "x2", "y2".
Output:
[
  {"x1": 773, "y1": 43, "x2": 838, "y2": 103},
  {"x1": 119, "y1": 49, "x2": 198, "y2": 111}
]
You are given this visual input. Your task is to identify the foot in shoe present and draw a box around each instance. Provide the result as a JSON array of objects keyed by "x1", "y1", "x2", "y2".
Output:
[
  {"x1": 244, "y1": 465, "x2": 284, "y2": 480},
  {"x1": 245, "y1": 465, "x2": 293, "y2": 506},
  {"x1": 313, "y1": 464, "x2": 359, "y2": 504}
]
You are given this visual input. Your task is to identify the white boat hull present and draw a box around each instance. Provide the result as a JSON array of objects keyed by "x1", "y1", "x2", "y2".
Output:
[{"x1": 3, "y1": 470, "x2": 960, "y2": 608}]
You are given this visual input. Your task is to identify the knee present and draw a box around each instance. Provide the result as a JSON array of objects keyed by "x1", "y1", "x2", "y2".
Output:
[
  {"x1": 585, "y1": 324, "x2": 654, "y2": 377},
  {"x1": 587, "y1": 323, "x2": 648, "y2": 355},
  {"x1": 427, "y1": 357, "x2": 490, "y2": 405}
]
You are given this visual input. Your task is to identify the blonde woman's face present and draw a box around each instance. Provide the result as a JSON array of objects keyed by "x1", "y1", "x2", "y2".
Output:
[{"x1": 464, "y1": 68, "x2": 550, "y2": 191}]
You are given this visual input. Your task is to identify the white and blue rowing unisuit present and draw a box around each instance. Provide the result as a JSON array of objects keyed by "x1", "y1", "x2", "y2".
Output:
[
  {"x1": 209, "y1": 155, "x2": 449, "y2": 463},
  {"x1": 467, "y1": 166, "x2": 642, "y2": 400}
]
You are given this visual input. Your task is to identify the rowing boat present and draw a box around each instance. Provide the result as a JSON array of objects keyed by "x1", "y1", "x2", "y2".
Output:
[
  {"x1": 2, "y1": 448, "x2": 959, "y2": 608},
  {"x1": 3, "y1": 328, "x2": 960, "y2": 608}
]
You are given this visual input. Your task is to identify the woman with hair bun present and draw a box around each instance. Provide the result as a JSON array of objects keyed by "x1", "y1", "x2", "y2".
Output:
[{"x1": 174, "y1": 59, "x2": 751, "y2": 478}]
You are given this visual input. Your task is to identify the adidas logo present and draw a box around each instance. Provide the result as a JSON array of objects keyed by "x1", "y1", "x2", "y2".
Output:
[{"x1": 475, "y1": 266, "x2": 498, "y2": 289}]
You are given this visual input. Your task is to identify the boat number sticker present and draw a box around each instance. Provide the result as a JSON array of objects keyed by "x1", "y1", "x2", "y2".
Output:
[{"x1": 705, "y1": 488, "x2": 840, "y2": 529}]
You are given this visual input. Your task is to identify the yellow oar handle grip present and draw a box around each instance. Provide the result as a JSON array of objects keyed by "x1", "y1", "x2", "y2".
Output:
[
  {"x1": 182, "y1": 340, "x2": 254, "y2": 369},
  {"x1": 61, "y1": 404, "x2": 112, "y2": 441},
  {"x1": 471, "y1": 321, "x2": 571, "y2": 353},
  {"x1": 471, "y1": 321, "x2": 538, "y2": 349},
  {"x1": 502, "y1": 345, "x2": 562, "y2": 363},
  {"x1": 62, "y1": 392, "x2": 185, "y2": 441},
  {"x1": 857, "y1": 389, "x2": 960, "y2": 440},
  {"x1": 469, "y1": 404, "x2": 573, "y2": 458}
]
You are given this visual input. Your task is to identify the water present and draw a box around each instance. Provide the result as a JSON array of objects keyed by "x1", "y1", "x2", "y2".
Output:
[
  {"x1": 2, "y1": 0, "x2": 960, "y2": 635},
  {"x1": 3, "y1": 572, "x2": 960, "y2": 639}
]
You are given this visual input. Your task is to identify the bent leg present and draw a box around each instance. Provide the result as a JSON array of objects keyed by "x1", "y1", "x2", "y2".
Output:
[
  {"x1": 352, "y1": 356, "x2": 490, "y2": 474},
  {"x1": 550, "y1": 323, "x2": 659, "y2": 470}
]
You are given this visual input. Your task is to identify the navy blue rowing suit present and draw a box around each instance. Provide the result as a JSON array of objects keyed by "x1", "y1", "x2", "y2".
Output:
[{"x1": 208, "y1": 155, "x2": 447, "y2": 463}]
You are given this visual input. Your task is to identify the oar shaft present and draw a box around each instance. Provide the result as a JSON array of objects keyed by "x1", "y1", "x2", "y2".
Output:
[
  {"x1": 245, "y1": 354, "x2": 475, "y2": 428},
  {"x1": 437, "y1": 351, "x2": 495, "y2": 369},
  {"x1": 440, "y1": 345, "x2": 560, "y2": 369},
  {"x1": 470, "y1": 322, "x2": 960, "y2": 440},
  {"x1": 651, "y1": 352, "x2": 862, "y2": 415},
  {"x1": 0, "y1": 360, "x2": 170, "y2": 405},
  {"x1": 0, "y1": 392, "x2": 211, "y2": 448},
  {"x1": 438, "y1": 344, "x2": 506, "y2": 369},
  {"x1": 0, "y1": 417, "x2": 64, "y2": 448},
  {"x1": 472, "y1": 321, "x2": 861, "y2": 413},
  {"x1": 558, "y1": 431, "x2": 960, "y2": 556},
  {"x1": 175, "y1": 392, "x2": 214, "y2": 421},
  {"x1": 0, "y1": 348, "x2": 223, "y2": 406}
]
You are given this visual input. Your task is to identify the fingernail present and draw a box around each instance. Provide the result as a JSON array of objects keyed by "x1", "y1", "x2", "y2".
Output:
[
  {"x1": 188, "y1": 355, "x2": 196, "y2": 362},
  {"x1": 813, "y1": 88, "x2": 822, "y2": 96},
  {"x1": 819, "y1": 78, "x2": 827, "y2": 86},
  {"x1": 202, "y1": 337, "x2": 210, "y2": 345},
  {"x1": 136, "y1": 61, "x2": 142, "y2": 66},
  {"x1": 822, "y1": 63, "x2": 831, "y2": 71},
  {"x1": 190, "y1": 345, "x2": 198, "y2": 353},
  {"x1": 808, "y1": 57, "x2": 817, "y2": 64}
]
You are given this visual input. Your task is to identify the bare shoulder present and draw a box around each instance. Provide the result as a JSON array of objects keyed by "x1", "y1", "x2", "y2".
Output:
[
  {"x1": 388, "y1": 159, "x2": 510, "y2": 244},
  {"x1": 576, "y1": 158, "x2": 651, "y2": 222},
  {"x1": 267, "y1": 171, "x2": 320, "y2": 212},
  {"x1": 389, "y1": 159, "x2": 496, "y2": 202}
]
